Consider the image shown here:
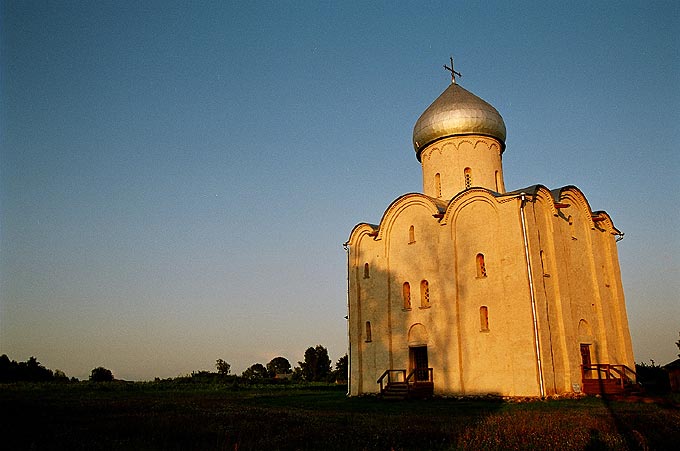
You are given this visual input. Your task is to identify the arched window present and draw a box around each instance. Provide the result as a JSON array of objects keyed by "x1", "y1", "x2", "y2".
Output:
[
  {"x1": 408, "y1": 225, "x2": 415, "y2": 244},
  {"x1": 420, "y1": 280, "x2": 430, "y2": 308},
  {"x1": 365, "y1": 321, "x2": 372, "y2": 342},
  {"x1": 495, "y1": 170, "x2": 500, "y2": 192},
  {"x1": 435, "y1": 173, "x2": 442, "y2": 197},
  {"x1": 480, "y1": 306, "x2": 489, "y2": 331},
  {"x1": 464, "y1": 168, "x2": 472, "y2": 189},
  {"x1": 363, "y1": 263, "x2": 370, "y2": 279},
  {"x1": 402, "y1": 282, "x2": 411, "y2": 309},
  {"x1": 476, "y1": 253, "x2": 487, "y2": 278}
]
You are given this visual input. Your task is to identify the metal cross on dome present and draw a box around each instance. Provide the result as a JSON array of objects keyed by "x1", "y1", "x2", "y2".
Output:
[{"x1": 444, "y1": 56, "x2": 461, "y2": 83}]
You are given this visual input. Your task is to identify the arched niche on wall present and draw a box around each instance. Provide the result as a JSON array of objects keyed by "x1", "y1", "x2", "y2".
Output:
[{"x1": 408, "y1": 323, "x2": 429, "y2": 347}]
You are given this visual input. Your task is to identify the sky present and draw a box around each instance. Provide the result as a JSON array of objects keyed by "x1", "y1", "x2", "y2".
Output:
[{"x1": 1, "y1": 1, "x2": 678, "y2": 381}]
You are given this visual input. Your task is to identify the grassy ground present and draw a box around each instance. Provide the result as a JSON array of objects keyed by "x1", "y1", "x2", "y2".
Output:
[{"x1": 1, "y1": 382, "x2": 679, "y2": 450}]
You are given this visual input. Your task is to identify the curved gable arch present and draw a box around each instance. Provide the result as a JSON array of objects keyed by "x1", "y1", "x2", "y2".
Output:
[
  {"x1": 532, "y1": 185, "x2": 561, "y2": 217},
  {"x1": 346, "y1": 223, "x2": 379, "y2": 248},
  {"x1": 557, "y1": 186, "x2": 620, "y2": 235},
  {"x1": 375, "y1": 193, "x2": 443, "y2": 241},
  {"x1": 442, "y1": 188, "x2": 500, "y2": 225}
]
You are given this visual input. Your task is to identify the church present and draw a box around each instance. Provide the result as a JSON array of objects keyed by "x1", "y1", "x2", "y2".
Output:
[{"x1": 345, "y1": 63, "x2": 635, "y2": 398}]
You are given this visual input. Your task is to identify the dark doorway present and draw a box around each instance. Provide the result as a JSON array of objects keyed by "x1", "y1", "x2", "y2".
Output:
[
  {"x1": 580, "y1": 344, "x2": 592, "y2": 377},
  {"x1": 409, "y1": 346, "x2": 429, "y2": 382}
]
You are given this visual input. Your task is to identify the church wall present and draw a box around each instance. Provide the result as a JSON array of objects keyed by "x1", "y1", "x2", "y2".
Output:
[
  {"x1": 526, "y1": 195, "x2": 574, "y2": 395},
  {"x1": 526, "y1": 189, "x2": 635, "y2": 393},
  {"x1": 601, "y1": 229, "x2": 636, "y2": 369},
  {"x1": 348, "y1": 188, "x2": 634, "y2": 397},
  {"x1": 384, "y1": 201, "x2": 454, "y2": 390},
  {"x1": 421, "y1": 136, "x2": 505, "y2": 199},
  {"x1": 549, "y1": 196, "x2": 601, "y2": 387},
  {"x1": 589, "y1": 216, "x2": 635, "y2": 370},
  {"x1": 451, "y1": 195, "x2": 541, "y2": 396},
  {"x1": 348, "y1": 230, "x2": 392, "y2": 395}
]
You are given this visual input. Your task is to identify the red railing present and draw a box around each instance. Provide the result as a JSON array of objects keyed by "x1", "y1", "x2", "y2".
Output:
[{"x1": 581, "y1": 364, "x2": 637, "y2": 391}]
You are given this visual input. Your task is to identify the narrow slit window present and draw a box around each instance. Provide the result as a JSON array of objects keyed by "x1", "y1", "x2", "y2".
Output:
[
  {"x1": 363, "y1": 263, "x2": 370, "y2": 279},
  {"x1": 464, "y1": 168, "x2": 472, "y2": 189},
  {"x1": 420, "y1": 280, "x2": 430, "y2": 308},
  {"x1": 435, "y1": 173, "x2": 442, "y2": 197},
  {"x1": 540, "y1": 250, "x2": 549, "y2": 276},
  {"x1": 408, "y1": 225, "x2": 415, "y2": 244},
  {"x1": 480, "y1": 306, "x2": 489, "y2": 331},
  {"x1": 402, "y1": 282, "x2": 411, "y2": 309},
  {"x1": 365, "y1": 321, "x2": 372, "y2": 342},
  {"x1": 495, "y1": 170, "x2": 500, "y2": 192},
  {"x1": 476, "y1": 253, "x2": 487, "y2": 278}
]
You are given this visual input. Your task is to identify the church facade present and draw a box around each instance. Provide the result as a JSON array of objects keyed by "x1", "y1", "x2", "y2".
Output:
[{"x1": 345, "y1": 73, "x2": 635, "y2": 397}]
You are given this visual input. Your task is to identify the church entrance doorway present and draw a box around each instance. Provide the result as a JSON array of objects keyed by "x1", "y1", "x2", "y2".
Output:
[
  {"x1": 409, "y1": 346, "x2": 429, "y2": 382},
  {"x1": 580, "y1": 344, "x2": 592, "y2": 378}
]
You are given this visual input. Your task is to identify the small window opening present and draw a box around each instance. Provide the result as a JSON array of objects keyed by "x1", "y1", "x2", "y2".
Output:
[
  {"x1": 480, "y1": 306, "x2": 489, "y2": 331},
  {"x1": 408, "y1": 225, "x2": 415, "y2": 244},
  {"x1": 540, "y1": 250, "x2": 549, "y2": 276},
  {"x1": 420, "y1": 280, "x2": 430, "y2": 308},
  {"x1": 464, "y1": 168, "x2": 472, "y2": 189},
  {"x1": 363, "y1": 263, "x2": 370, "y2": 279},
  {"x1": 365, "y1": 321, "x2": 372, "y2": 342},
  {"x1": 402, "y1": 282, "x2": 411, "y2": 309},
  {"x1": 476, "y1": 253, "x2": 487, "y2": 278},
  {"x1": 495, "y1": 170, "x2": 500, "y2": 192},
  {"x1": 435, "y1": 173, "x2": 442, "y2": 198}
]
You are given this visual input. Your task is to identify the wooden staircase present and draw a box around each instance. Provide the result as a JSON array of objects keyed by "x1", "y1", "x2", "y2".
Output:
[
  {"x1": 581, "y1": 364, "x2": 641, "y2": 396},
  {"x1": 377, "y1": 369, "x2": 434, "y2": 400}
]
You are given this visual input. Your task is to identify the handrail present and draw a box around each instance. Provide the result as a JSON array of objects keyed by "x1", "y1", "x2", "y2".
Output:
[
  {"x1": 405, "y1": 367, "x2": 433, "y2": 384},
  {"x1": 581, "y1": 364, "x2": 637, "y2": 388},
  {"x1": 377, "y1": 369, "x2": 406, "y2": 393}
]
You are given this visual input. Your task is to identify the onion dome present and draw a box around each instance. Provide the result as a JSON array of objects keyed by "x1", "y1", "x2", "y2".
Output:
[{"x1": 413, "y1": 82, "x2": 506, "y2": 160}]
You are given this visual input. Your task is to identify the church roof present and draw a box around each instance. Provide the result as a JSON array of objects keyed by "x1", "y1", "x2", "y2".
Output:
[{"x1": 412, "y1": 82, "x2": 506, "y2": 160}]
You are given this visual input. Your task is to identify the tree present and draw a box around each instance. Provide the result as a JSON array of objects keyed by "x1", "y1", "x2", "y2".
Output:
[
  {"x1": 266, "y1": 356, "x2": 292, "y2": 377},
  {"x1": 298, "y1": 345, "x2": 332, "y2": 382},
  {"x1": 90, "y1": 366, "x2": 114, "y2": 382},
  {"x1": 334, "y1": 354, "x2": 348, "y2": 382},
  {"x1": 215, "y1": 359, "x2": 231, "y2": 375},
  {"x1": 241, "y1": 363, "x2": 269, "y2": 382},
  {"x1": 0, "y1": 355, "x2": 55, "y2": 382},
  {"x1": 53, "y1": 369, "x2": 69, "y2": 382}
]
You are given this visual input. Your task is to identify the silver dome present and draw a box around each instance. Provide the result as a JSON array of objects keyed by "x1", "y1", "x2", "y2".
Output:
[{"x1": 413, "y1": 82, "x2": 506, "y2": 160}]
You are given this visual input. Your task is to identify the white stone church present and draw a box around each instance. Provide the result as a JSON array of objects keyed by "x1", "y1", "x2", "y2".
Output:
[{"x1": 345, "y1": 66, "x2": 635, "y2": 398}]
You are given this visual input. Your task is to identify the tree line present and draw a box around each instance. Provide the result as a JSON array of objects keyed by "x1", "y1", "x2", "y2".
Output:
[
  {"x1": 193, "y1": 345, "x2": 347, "y2": 384},
  {"x1": 0, "y1": 344, "x2": 348, "y2": 384}
]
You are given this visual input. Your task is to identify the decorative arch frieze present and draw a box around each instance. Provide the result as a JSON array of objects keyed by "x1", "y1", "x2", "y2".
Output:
[
  {"x1": 591, "y1": 211, "x2": 621, "y2": 235},
  {"x1": 558, "y1": 187, "x2": 598, "y2": 231},
  {"x1": 419, "y1": 136, "x2": 501, "y2": 161},
  {"x1": 532, "y1": 185, "x2": 560, "y2": 217},
  {"x1": 420, "y1": 145, "x2": 442, "y2": 162}
]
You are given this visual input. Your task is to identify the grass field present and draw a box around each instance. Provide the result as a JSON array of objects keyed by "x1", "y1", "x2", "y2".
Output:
[{"x1": 1, "y1": 382, "x2": 679, "y2": 450}]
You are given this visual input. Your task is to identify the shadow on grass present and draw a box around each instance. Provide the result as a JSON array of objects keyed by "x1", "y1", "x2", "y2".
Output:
[{"x1": 1, "y1": 383, "x2": 679, "y2": 450}]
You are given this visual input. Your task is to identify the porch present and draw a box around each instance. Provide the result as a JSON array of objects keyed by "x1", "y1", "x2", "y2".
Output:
[
  {"x1": 377, "y1": 368, "x2": 434, "y2": 400},
  {"x1": 581, "y1": 364, "x2": 639, "y2": 395}
]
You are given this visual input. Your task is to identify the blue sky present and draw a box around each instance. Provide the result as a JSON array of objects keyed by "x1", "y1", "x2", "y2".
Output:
[{"x1": 1, "y1": 1, "x2": 678, "y2": 380}]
